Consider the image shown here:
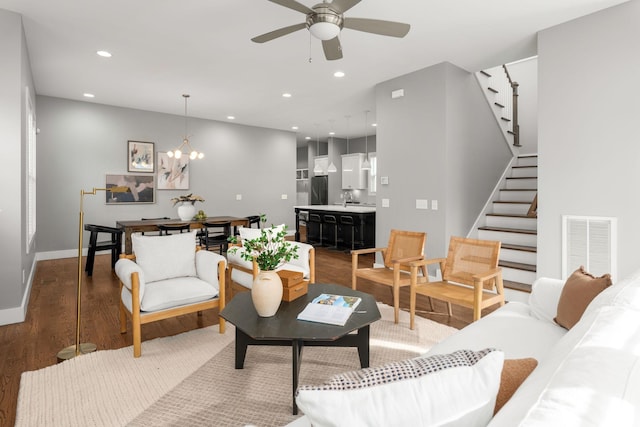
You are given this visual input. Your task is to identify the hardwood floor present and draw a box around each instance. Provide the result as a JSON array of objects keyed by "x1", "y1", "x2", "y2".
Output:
[{"x1": 0, "y1": 245, "x2": 484, "y2": 426}]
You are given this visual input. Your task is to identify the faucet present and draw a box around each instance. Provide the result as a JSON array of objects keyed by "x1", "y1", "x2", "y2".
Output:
[{"x1": 342, "y1": 191, "x2": 353, "y2": 207}]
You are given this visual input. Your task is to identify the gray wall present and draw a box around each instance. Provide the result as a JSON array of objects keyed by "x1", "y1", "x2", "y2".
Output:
[
  {"x1": 375, "y1": 62, "x2": 510, "y2": 260},
  {"x1": 36, "y1": 96, "x2": 297, "y2": 253},
  {"x1": 537, "y1": 0, "x2": 640, "y2": 280},
  {"x1": 0, "y1": 10, "x2": 36, "y2": 317}
]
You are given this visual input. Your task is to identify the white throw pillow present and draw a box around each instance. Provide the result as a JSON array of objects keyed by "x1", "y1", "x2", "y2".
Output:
[
  {"x1": 296, "y1": 348, "x2": 504, "y2": 427},
  {"x1": 132, "y1": 231, "x2": 197, "y2": 283},
  {"x1": 528, "y1": 277, "x2": 566, "y2": 324}
]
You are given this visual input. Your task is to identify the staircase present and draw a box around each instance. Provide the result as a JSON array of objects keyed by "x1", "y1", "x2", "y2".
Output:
[{"x1": 478, "y1": 154, "x2": 538, "y2": 292}]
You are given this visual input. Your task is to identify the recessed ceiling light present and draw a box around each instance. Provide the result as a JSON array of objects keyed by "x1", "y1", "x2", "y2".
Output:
[
  {"x1": 291, "y1": 126, "x2": 298, "y2": 130},
  {"x1": 329, "y1": 131, "x2": 335, "y2": 135},
  {"x1": 305, "y1": 136, "x2": 311, "y2": 140},
  {"x1": 372, "y1": 123, "x2": 377, "y2": 127},
  {"x1": 282, "y1": 93, "x2": 292, "y2": 98},
  {"x1": 83, "y1": 93, "x2": 95, "y2": 98},
  {"x1": 333, "y1": 71, "x2": 345, "y2": 78},
  {"x1": 227, "y1": 116, "x2": 235, "y2": 120},
  {"x1": 96, "y1": 50, "x2": 112, "y2": 58}
]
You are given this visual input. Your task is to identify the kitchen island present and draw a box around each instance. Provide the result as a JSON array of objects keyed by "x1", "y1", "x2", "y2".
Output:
[{"x1": 294, "y1": 205, "x2": 376, "y2": 250}]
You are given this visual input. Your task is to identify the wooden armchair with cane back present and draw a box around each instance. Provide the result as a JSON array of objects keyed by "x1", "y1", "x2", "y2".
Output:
[
  {"x1": 409, "y1": 236, "x2": 504, "y2": 329},
  {"x1": 352, "y1": 229, "x2": 427, "y2": 324}
]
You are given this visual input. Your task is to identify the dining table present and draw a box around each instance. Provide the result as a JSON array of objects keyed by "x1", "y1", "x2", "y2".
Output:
[{"x1": 116, "y1": 216, "x2": 249, "y2": 254}]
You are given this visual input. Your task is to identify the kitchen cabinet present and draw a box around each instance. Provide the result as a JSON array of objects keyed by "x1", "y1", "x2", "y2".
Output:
[
  {"x1": 341, "y1": 153, "x2": 367, "y2": 190},
  {"x1": 295, "y1": 168, "x2": 309, "y2": 180}
]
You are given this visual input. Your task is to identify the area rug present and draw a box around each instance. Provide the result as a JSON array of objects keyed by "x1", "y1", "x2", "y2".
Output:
[{"x1": 16, "y1": 305, "x2": 457, "y2": 427}]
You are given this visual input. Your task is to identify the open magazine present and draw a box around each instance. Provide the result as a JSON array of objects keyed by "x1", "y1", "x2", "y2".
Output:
[{"x1": 297, "y1": 294, "x2": 362, "y2": 326}]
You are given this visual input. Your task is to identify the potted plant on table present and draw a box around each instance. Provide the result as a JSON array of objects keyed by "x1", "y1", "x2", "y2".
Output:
[
  {"x1": 229, "y1": 225, "x2": 299, "y2": 317},
  {"x1": 170, "y1": 193, "x2": 204, "y2": 221}
]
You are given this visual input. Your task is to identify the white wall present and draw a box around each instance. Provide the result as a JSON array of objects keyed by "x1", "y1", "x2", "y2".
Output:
[
  {"x1": 537, "y1": 0, "x2": 640, "y2": 279},
  {"x1": 36, "y1": 96, "x2": 297, "y2": 253}
]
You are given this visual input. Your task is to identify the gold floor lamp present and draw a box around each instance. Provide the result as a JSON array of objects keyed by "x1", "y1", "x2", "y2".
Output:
[{"x1": 57, "y1": 186, "x2": 128, "y2": 362}]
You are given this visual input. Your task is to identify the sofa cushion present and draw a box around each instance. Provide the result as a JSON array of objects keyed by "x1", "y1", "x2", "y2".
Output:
[
  {"x1": 511, "y1": 306, "x2": 640, "y2": 426},
  {"x1": 583, "y1": 267, "x2": 640, "y2": 316},
  {"x1": 132, "y1": 231, "x2": 197, "y2": 283},
  {"x1": 427, "y1": 302, "x2": 566, "y2": 361},
  {"x1": 555, "y1": 266, "x2": 612, "y2": 329},
  {"x1": 494, "y1": 358, "x2": 538, "y2": 414},
  {"x1": 528, "y1": 277, "x2": 565, "y2": 324},
  {"x1": 238, "y1": 224, "x2": 285, "y2": 245},
  {"x1": 296, "y1": 348, "x2": 504, "y2": 427}
]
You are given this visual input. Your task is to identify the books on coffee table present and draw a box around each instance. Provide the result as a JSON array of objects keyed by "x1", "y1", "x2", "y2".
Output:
[{"x1": 297, "y1": 293, "x2": 362, "y2": 326}]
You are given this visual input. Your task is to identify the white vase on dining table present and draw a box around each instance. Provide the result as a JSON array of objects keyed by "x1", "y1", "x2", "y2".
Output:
[{"x1": 177, "y1": 202, "x2": 196, "y2": 221}]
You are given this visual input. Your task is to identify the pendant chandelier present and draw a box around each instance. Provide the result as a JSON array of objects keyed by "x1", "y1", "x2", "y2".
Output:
[
  {"x1": 167, "y1": 94, "x2": 204, "y2": 160},
  {"x1": 362, "y1": 110, "x2": 371, "y2": 170}
]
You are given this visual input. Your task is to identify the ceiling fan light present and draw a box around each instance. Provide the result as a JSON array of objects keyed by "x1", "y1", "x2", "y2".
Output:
[
  {"x1": 167, "y1": 151, "x2": 174, "y2": 158},
  {"x1": 362, "y1": 158, "x2": 371, "y2": 170},
  {"x1": 190, "y1": 151, "x2": 198, "y2": 160},
  {"x1": 309, "y1": 22, "x2": 340, "y2": 40},
  {"x1": 174, "y1": 149, "x2": 182, "y2": 159},
  {"x1": 197, "y1": 152, "x2": 204, "y2": 159}
]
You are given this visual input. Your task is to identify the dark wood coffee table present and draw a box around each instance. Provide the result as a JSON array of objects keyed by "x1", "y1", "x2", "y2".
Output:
[{"x1": 220, "y1": 283, "x2": 381, "y2": 415}]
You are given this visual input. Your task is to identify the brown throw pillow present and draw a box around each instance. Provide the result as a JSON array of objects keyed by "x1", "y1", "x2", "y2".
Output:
[
  {"x1": 494, "y1": 358, "x2": 538, "y2": 414},
  {"x1": 554, "y1": 266, "x2": 612, "y2": 330}
]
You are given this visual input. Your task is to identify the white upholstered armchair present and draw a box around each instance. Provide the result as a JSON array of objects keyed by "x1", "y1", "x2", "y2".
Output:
[
  {"x1": 227, "y1": 226, "x2": 315, "y2": 295},
  {"x1": 115, "y1": 231, "x2": 226, "y2": 357}
]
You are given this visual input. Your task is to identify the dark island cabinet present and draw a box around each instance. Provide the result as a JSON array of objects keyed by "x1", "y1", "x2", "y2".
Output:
[{"x1": 294, "y1": 206, "x2": 375, "y2": 250}]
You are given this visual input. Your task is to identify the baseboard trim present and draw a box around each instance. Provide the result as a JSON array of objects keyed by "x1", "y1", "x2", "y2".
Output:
[{"x1": 0, "y1": 257, "x2": 37, "y2": 326}]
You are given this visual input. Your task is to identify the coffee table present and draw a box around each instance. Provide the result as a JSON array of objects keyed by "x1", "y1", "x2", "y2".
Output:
[{"x1": 220, "y1": 283, "x2": 381, "y2": 415}]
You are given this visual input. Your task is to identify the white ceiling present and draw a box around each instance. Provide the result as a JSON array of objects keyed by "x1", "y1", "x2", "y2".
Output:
[{"x1": 1, "y1": 0, "x2": 628, "y2": 143}]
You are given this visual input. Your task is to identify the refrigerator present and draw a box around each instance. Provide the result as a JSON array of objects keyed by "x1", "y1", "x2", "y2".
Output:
[{"x1": 310, "y1": 175, "x2": 328, "y2": 205}]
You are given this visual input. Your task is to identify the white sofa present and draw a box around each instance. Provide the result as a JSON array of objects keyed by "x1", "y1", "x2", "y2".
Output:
[{"x1": 290, "y1": 270, "x2": 640, "y2": 426}]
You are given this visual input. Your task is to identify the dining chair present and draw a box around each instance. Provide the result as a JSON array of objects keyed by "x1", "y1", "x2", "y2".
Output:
[
  {"x1": 199, "y1": 221, "x2": 232, "y2": 254},
  {"x1": 157, "y1": 223, "x2": 191, "y2": 235}
]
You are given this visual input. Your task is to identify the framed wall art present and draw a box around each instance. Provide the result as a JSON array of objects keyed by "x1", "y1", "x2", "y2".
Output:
[
  {"x1": 105, "y1": 174, "x2": 155, "y2": 204},
  {"x1": 127, "y1": 140, "x2": 154, "y2": 172},
  {"x1": 157, "y1": 152, "x2": 190, "y2": 190}
]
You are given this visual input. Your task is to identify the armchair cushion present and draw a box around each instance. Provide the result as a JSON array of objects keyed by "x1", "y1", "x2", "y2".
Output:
[
  {"x1": 115, "y1": 258, "x2": 147, "y2": 299},
  {"x1": 121, "y1": 276, "x2": 218, "y2": 312},
  {"x1": 296, "y1": 348, "x2": 504, "y2": 427},
  {"x1": 195, "y1": 250, "x2": 225, "y2": 290},
  {"x1": 238, "y1": 224, "x2": 285, "y2": 245},
  {"x1": 132, "y1": 231, "x2": 197, "y2": 283}
]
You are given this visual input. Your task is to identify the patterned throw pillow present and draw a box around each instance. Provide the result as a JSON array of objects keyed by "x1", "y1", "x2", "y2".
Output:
[{"x1": 296, "y1": 348, "x2": 504, "y2": 427}]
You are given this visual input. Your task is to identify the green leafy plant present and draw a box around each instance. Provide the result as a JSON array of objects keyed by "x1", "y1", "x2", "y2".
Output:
[{"x1": 229, "y1": 225, "x2": 299, "y2": 271}]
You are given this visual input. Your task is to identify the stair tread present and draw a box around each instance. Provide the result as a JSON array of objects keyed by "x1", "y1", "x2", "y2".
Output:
[
  {"x1": 486, "y1": 213, "x2": 536, "y2": 219},
  {"x1": 500, "y1": 117, "x2": 511, "y2": 122},
  {"x1": 493, "y1": 201, "x2": 530, "y2": 204},
  {"x1": 501, "y1": 243, "x2": 537, "y2": 253},
  {"x1": 494, "y1": 102, "x2": 505, "y2": 108},
  {"x1": 500, "y1": 260, "x2": 537, "y2": 272},
  {"x1": 480, "y1": 70, "x2": 491, "y2": 77},
  {"x1": 518, "y1": 154, "x2": 538, "y2": 159},
  {"x1": 503, "y1": 280, "x2": 532, "y2": 293},
  {"x1": 512, "y1": 165, "x2": 537, "y2": 169},
  {"x1": 488, "y1": 87, "x2": 499, "y2": 93},
  {"x1": 500, "y1": 188, "x2": 537, "y2": 192},
  {"x1": 506, "y1": 176, "x2": 537, "y2": 180},
  {"x1": 479, "y1": 226, "x2": 537, "y2": 235}
]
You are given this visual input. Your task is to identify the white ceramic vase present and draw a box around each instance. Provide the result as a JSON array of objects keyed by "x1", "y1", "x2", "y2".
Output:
[
  {"x1": 177, "y1": 202, "x2": 196, "y2": 221},
  {"x1": 251, "y1": 270, "x2": 283, "y2": 317}
]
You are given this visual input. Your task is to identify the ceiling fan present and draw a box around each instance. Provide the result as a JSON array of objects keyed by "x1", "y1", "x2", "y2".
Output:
[{"x1": 252, "y1": 0, "x2": 410, "y2": 60}]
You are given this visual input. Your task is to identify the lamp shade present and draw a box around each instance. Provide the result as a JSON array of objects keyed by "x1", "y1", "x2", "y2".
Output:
[{"x1": 309, "y1": 22, "x2": 340, "y2": 40}]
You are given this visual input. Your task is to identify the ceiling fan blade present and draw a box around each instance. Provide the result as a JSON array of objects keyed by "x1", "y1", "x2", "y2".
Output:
[
  {"x1": 329, "y1": 0, "x2": 361, "y2": 14},
  {"x1": 343, "y1": 18, "x2": 410, "y2": 38},
  {"x1": 251, "y1": 23, "x2": 307, "y2": 43},
  {"x1": 322, "y1": 37, "x2": 343, "y2": 61},
  {"x1": 268, "y1": 0, "x2": 313, "y2": 14}
]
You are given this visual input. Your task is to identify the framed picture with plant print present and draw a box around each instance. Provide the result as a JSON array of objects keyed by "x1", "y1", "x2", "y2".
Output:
[
  {"x1": 105, "y1": 174, "x2": 155, "y2": 204},
  {"x1": 127, "y1": 140, "x2": 154, "y2": 172},
  {"x1": 157, "y1": 152, "x2": 190, "y2": 190}
]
